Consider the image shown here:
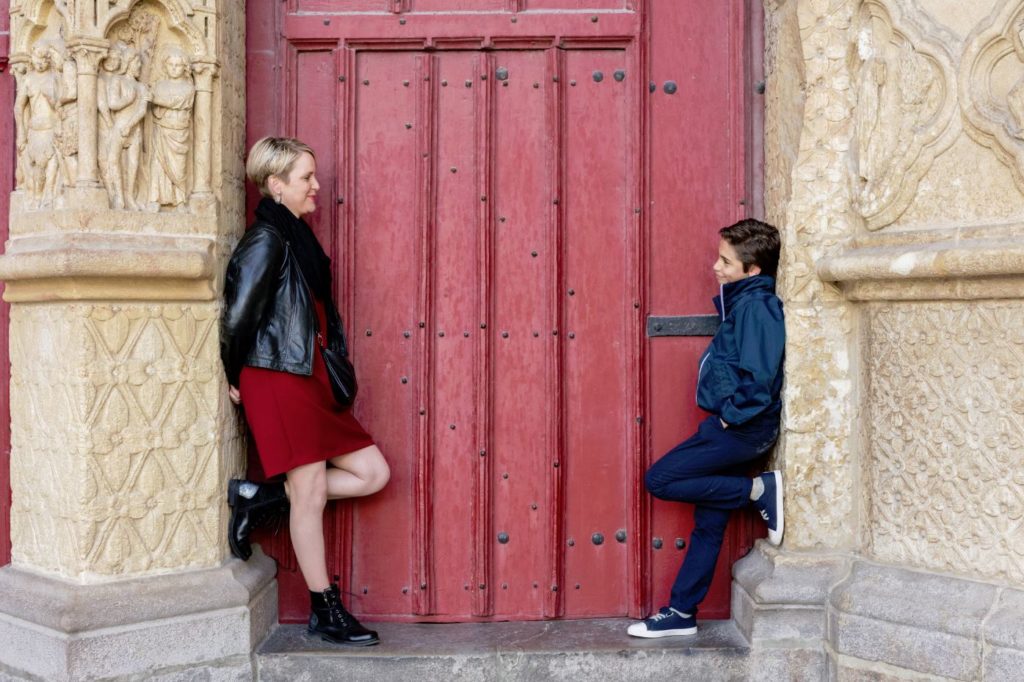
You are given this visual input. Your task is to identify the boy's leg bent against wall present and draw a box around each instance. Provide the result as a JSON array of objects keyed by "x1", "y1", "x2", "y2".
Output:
[{"x1": 645, "y1": 416, "x2": 767, "y2": 508}]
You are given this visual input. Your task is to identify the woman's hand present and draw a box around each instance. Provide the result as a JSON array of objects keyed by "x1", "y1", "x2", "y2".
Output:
[{"x1": 228, "y1": 385, "x2": 241, "y2": 405}]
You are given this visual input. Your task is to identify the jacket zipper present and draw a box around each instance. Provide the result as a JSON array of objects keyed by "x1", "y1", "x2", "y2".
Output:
[
  {"x1": 696, "y1": 283, "x2": 727, "y2": 405},
  {"x1": 695, "y1": 352, "x2": 710, "y2": 405}
]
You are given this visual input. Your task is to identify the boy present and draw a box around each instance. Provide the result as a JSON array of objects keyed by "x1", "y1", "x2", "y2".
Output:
[{"x1": 628, "y1": 218, "x2": 785, "y2": 638}]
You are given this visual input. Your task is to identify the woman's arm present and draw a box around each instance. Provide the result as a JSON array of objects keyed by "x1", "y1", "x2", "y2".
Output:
[{"x1": 220, "y1": 227, "x2": 285, "y2": 387}]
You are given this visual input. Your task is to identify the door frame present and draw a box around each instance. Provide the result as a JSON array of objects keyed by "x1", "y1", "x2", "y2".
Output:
[{"x1": 243, "y1": 0, "x2": 765, "y2": 623}]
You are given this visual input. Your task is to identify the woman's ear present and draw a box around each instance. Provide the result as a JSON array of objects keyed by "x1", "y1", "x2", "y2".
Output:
[
  {"x1": 267, "y1": 175, "x2": 282, "y2": 197},
  {"x1": 746, "y1": 263, "x2": 762, "y2": 277}
]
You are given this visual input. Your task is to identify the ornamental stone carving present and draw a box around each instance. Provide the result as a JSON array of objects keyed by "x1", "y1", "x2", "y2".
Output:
[
  {"x1": 9, "y1": 303, "x2": 245, "y2": 577},
  {"x1": 866, "y1": 301, "x2": 1024, "y2": 585},
  {"x1": 961, "y1": 0, "x2": 1024, "y2": 194},
  {"x1": 851, "y1": 0, "x2": 959, "y2": 230}
]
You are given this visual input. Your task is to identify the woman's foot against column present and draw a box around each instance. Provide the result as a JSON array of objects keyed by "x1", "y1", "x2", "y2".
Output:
[
  {"x1": 226, "y1": 479, "x2": 289, "y2": 560},
  {"x1": 308, "y1": 584, "x2": 380, "y2": 646},
  {"x1": 752, "y1": 470, "x2": 784, "y2": 545}
]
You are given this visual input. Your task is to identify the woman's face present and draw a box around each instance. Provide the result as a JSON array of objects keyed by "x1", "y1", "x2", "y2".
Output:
[{"x1": 272, "y1": 152, "x2": 319, "y2": 218}]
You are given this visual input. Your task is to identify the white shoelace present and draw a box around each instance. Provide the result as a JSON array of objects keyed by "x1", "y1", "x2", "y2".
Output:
[{"x1": 650, "y1": 607, "x2": 689, "y2": 622}]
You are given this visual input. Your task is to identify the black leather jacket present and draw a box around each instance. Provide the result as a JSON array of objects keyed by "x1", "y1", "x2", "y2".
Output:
[{"x1": 220, "y1": 220, "x2": 348, "y2": 387}]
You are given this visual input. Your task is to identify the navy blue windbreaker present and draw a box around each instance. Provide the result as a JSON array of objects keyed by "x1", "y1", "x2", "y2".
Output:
[{"x1": 695, "y1": 275, "x2": 785, "y2": 426}]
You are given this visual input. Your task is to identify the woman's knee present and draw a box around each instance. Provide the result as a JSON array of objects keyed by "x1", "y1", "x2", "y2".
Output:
[
  {"x1": 287, "y1": 466, "x2": 328, "y2": 511},
  {"x1": 363, "y1": 456, "x2": 390, "y2": 495}
]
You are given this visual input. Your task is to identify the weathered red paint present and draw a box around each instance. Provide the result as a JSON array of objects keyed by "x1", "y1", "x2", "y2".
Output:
[
  {"x1": 246, "y1": 0, "x2": 763, "y2": 622},
  {"x1": 0, "y1": 0, "x2": 13, "y2": 568}
]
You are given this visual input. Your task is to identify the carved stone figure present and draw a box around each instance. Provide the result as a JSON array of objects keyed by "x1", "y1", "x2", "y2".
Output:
[
  {"x1": 98, "y1": 43, "x2": 149, "y2": 209},
  {"x1": 119, "y1": 51, "x2": 150, "y2": 210},
  {"x1": 98, "y1": 44, "x2": 126, "y2": 207},
  {"x1": 14, "y1": 44, "x2": 70, "y2": 208},
  {"x1": 115, "y1": 10, "x2": 160, "y2": 85},
  {"x1": 854, "y1": 34, "x2": 886, "y2": 185},
  {"x1": 147, "y1": 48, "x2": 195, "y2": 211},
  {"x1": 11, "y1": 63, "x2": 29, "y2": 191}
]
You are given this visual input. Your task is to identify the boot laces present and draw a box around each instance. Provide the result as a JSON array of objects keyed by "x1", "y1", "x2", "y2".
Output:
[{"x1": 324, "y1": 589, "x2": 356, "y2": 627}]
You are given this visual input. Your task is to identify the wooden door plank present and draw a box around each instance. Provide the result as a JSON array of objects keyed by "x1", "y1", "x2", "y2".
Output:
[
  {"x1": 428, "y1": 51, "x2": 486, "y2": 617},
  {"x1": 489, "y1": 49, "x2": 558, "y2": 619},
  {"x1": 645, "y1": 0, "x2": 756, "y2": 620},
  {"x1": 347, "y1": 50, "x2": 425, "y2": 616},
  {"x1": 559, "y1": 48, "x2": 634, "y2": 617}
]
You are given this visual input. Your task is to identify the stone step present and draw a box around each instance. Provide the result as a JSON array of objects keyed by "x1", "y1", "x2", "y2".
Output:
[{"x1": 256, "y1": 617, "x2": 765, "y2": 681}]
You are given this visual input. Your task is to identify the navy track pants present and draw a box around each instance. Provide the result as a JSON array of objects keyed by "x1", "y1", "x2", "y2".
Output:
[{"x1": 645, "y1": 412, "x2": 779, "y2": 615}]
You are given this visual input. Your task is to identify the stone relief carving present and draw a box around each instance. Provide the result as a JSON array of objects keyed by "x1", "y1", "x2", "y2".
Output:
[
  {"x1": 961, "y1": 0, "x2": 1024, "y2": 193},
  {"x1": 850, "y1": 1, "x2": 959, "y2": 231},
  {"x1": 867, "y1": 302, "x2": 1024, "y2": 585},
  {"x1": 10, "y1": 0, "x2": 216, "y2": 213}
]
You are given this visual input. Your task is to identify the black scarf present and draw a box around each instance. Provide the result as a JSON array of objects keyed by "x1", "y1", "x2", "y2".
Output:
[{"x1": 254, "y1": 196, "x2": 332, "y2": 302}]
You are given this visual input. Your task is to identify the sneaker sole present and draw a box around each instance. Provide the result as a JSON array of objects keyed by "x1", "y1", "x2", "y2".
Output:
[
  {"x1": 767, "y1": 470, "x2": 784, "y2": 546},
  {"x1": 626, "y1": 624, "x2": 698, "y2": 638}
]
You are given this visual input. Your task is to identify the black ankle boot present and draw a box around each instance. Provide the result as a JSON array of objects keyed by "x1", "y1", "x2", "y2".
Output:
[
  {"x1": 226, "y1": 479, "x2": 289, "y2": 560},
  {"x1": 308, "y1": 584, "x2": 379, "y2": 646}
]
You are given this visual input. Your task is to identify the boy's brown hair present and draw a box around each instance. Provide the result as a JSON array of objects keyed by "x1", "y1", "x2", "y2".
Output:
[{"x1": 719, "y1": 219, "x2": 781, "y2": 279}]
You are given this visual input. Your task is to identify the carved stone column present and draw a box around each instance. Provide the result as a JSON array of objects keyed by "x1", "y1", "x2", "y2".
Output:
[
  {"x1": 191, "y1": 58, "x2": 217, "y2": 209},
  {"x1": 66, "y1": 38, "x2": 105, "y2": 192},
  {"x1": 0, "y1": 2, "x2": 274, "y2": 680}
]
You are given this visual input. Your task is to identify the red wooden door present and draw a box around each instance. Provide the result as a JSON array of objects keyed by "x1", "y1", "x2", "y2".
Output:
[{"x1": 246, "y1": 0, "x2": 760, "y2": 622}]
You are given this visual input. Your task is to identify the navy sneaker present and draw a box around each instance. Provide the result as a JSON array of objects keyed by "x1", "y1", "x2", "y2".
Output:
[
  {"x1": 627, "y1": 607, "x2": 697, "y2": 638},
  {"x1": 753, "y1": 470, "x2": 784, "y2": 545}
]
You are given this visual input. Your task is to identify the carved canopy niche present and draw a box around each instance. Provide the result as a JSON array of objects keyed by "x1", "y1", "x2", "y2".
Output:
[
  {"x1": 850, "y1": 0, "x2": 959, "y2": 231},
  {"x1": 961, "y1": 0, "x2": 1024, "y2": 194}
]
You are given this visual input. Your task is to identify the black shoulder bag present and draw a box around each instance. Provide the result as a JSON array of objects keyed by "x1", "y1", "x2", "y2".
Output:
[
  {"x1": 317, "y1": 327, "x2": 358, "y2": 408},
  {"x1": 287, "y1": 242, "x2": 358, "y2": 408}
]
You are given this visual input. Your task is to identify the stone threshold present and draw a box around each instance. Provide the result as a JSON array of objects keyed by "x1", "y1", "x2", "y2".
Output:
[{"x1": 256, "y1": 617, "x2": 764, "y2": 681}]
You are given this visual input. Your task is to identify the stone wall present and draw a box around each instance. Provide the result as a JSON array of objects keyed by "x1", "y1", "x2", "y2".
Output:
[
  {"x1": 758, "y1": 0, "x2": 1024, "y2": 677},
  {"x1": 769, "y1": 0, "x2": 1024, "y2": 581}
]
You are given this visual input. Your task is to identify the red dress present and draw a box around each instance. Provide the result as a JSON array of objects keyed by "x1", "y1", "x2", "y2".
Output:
[{"x1": 239, "y1": 299, "x2": 374, "y2": 478}]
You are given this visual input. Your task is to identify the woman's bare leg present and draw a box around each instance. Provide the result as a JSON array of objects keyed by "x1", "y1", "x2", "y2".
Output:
[
  {"x1": 285, "y1": 461, "x2": 330, "y2": 591},
  {"x1": 326, "y1": 445, "x2": 390, "y2": 500}
]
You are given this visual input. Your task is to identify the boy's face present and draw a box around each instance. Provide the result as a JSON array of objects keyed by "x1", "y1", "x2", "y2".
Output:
[{"x1": 713, "y1": 239, "x2": 761, "y2": 284}]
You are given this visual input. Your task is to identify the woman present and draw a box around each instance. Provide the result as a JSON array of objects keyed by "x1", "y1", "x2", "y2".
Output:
[{"x1": 221, "y1": 137, "x2": 390, "y2": 646}]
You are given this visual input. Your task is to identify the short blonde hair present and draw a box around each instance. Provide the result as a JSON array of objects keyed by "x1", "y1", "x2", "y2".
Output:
[{"x1": 246, "y1": 137, "x2": 316, "y2": 197}]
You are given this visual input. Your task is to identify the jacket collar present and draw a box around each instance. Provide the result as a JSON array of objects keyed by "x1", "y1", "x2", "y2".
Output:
[{"x1": 713, "y1": 275, "x2": 776, "y2": 319}]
